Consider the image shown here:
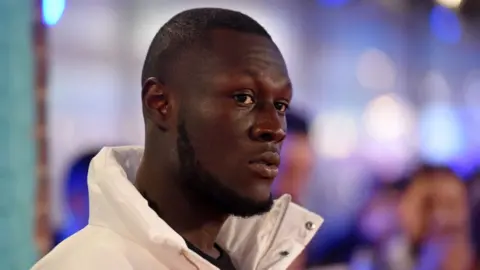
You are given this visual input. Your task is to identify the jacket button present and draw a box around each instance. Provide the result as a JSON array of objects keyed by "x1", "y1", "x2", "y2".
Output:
[
  {"x1": 305, "y1": 221, "x2": 316, "y2": 231},
  {"x1": 279, "y1": 251, "x2": 289, "y2": 256}
]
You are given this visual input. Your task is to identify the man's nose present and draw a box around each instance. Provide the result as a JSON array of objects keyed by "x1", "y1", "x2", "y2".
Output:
[{"x1": 250, "y1": 106, "x2": 286, "y2": 143}]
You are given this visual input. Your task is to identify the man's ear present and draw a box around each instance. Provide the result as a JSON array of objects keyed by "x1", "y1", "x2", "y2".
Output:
[{"x1": 142, "y1": 77, "x2": 173, "y2": 131}]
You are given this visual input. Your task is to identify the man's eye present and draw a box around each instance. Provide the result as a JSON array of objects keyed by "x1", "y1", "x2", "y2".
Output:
[
  {"x1": 233, "y1": 94, "x2": 255, "y2": 105},
  {"x1": 275, "y1": 102, "x2": 289, "y2": 113}
]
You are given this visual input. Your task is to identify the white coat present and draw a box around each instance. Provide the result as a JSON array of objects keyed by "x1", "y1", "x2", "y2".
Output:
[{"x1": 31, "y1": 146, "x2": 323, "y2": 270}]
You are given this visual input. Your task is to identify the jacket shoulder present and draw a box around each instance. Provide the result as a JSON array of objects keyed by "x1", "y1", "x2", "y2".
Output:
[
  {"x1": 32, "y1": 246, "x2": 132, "y2": 270},
  {"x1": 31, "y1": 226, "x2": 135, "y2": 270}
]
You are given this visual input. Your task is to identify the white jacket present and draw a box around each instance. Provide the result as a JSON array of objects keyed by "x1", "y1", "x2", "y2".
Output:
[{"x1": 32, "y1": 146, "x2": 323, "y2": 270}]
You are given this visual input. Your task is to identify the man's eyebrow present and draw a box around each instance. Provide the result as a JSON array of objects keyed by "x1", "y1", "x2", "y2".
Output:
[{"x1": 240, "y1": 68, "x2": 292, "y2": 86}]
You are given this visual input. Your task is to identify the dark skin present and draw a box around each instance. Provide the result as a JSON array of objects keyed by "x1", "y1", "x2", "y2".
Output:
[{"x1": 136, "y1": 29, "x2": 292, "y2": 258}]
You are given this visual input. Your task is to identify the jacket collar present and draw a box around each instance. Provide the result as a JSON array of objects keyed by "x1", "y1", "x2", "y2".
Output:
[{"x1": 87, "y1": 146, "x2": 323, "y2": 269}]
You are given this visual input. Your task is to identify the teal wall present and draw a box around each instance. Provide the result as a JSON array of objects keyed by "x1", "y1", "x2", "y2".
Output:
[{"x1": 0, "y1": 1, "x2": 37, "y2": 269}]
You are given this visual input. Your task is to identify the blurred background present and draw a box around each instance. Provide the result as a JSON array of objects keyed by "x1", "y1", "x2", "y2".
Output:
[{"x1": 2, "y1": 0, "x2": 480, "y2": 269}]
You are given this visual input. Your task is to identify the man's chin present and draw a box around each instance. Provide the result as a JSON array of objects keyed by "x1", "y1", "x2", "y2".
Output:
[
  {"x1": 180, "y1": 168, "x2": 274, "y2": 217},
  {"x1": 222, "y1": 194, "x2": 274, "y2": 218}
]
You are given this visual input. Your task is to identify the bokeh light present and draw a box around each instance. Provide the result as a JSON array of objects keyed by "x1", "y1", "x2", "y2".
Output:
[
  {"x1": 435, "y1": 0, "x2": 464, "y2": 9},
  {"x1": 419, "y1": 103, "x2": 465, "y2": 163},
  {"x1": 311, "y1": 111, "x2": 358, "y2": 159},
  {"x1": 420, "y1": 70, "x2": 452, "y2": 103},
  {"x1": 363, "y1": 94, "x2": 415, "y2": 142},
  {"x1": 429, "y1": 5, "x2": 462, "y2": 44},
  {"x1": 42, "y1": 0, "x2": 65, "y2": 26},
  {"x1": 356, "y1": 49, "x2": 397, "y2": 92}
]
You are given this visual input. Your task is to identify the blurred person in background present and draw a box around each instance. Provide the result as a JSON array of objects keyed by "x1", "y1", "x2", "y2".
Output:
[
  {"x1": 399, "y1": 165, "x2": 474, "y2": 270},
  {"x1": 351, "y1": 165, "x2": 475, "y2": 270},
  {"x1": 350, "y1": 180, "x2": 413, "y2": 270},
  {"x1": 32, "y1": 8, "x2": 323, "y2": 270},
  {"x1": 274, "y1": 110, "x2": 314, "y2": 204},
  {"x1": 273, "y1": 110, "x2": 315, "y2": 269}
]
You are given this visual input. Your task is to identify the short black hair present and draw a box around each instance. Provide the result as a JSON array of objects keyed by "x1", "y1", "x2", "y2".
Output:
[
  {"x1": 141, "y1": 8, "x2": 272, "y2": 86},
  {"x1": 286, "y1": 110, "x2": 309, "y2": 135}
]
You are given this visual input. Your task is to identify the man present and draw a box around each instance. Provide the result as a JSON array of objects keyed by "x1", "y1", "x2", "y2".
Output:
[
  {"x1": 352, "y1": 182, "x2": 413, "y2": 270},
  {"x1": 32, "y1": 8, "x2": 323, "y2": 270}
]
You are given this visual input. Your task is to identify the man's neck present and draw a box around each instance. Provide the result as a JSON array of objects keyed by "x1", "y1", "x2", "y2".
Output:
[{"x1": 135, "y1": 159, "x2": 228, "y2": 258}]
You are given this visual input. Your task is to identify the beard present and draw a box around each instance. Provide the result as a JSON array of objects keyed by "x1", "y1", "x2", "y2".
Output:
[{"x1": 176, "y1": 121, "x2": 273, "y2": 218}]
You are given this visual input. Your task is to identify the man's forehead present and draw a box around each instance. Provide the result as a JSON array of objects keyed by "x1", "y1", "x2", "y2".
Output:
[
  {"x1": 206, "y1": 54, "x2": 290, "y2": 89},
  {"x1": 173, "y1": 29, "x2": 290, "y2": 92},
  {"x1": 206, "y1": 30, "x2": 287, "y2": 70}
]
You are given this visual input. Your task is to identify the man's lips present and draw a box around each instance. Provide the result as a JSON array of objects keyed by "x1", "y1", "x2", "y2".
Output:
[{"x1": 248, "y1": 152, "x2": 280, "y2": 179}]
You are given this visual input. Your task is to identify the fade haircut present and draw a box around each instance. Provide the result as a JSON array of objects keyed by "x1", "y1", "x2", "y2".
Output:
[{"x1": 141, "y1": 8, "x2": 272, "y2": 86}]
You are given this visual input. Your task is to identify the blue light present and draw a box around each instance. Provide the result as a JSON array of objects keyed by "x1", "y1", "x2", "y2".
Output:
[
  {"x1": 429, "y1": 5, "x2": 462, "y2": 44},
  {"x1": 419, "y1": 104, "x2": 465, "y2": 164},
  {"x1": 42, "y1": 0, "x2": 65, "y2": 26},
  {"x1": 450, "y1": 157, "x2": 474, "y2": 179},
  {"x1": 317, "y1": 0, "x2": 351, "y2": 7}
]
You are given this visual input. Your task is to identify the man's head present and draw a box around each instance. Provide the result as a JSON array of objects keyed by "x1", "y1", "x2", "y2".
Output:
[
  {"x1": 400, "y1": 165, "x2": 469, "y2": 241},
  {"x1": 141, "y1": 8, "x2": 292, "y2": 218}
]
